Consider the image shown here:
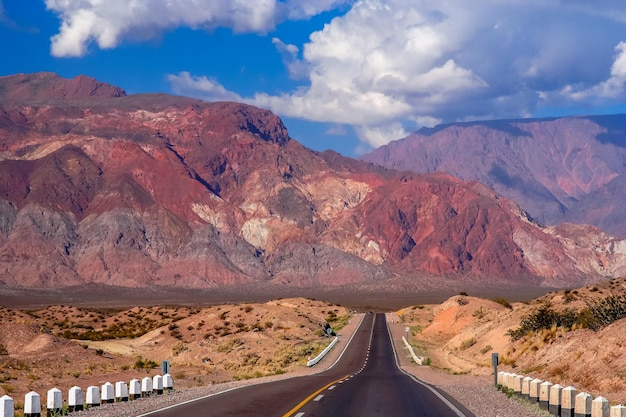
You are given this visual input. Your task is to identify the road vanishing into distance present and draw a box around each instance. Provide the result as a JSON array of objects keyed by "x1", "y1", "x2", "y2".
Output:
[{"x1": 141, "y1": 313, "x2": 474, "y2": 417}]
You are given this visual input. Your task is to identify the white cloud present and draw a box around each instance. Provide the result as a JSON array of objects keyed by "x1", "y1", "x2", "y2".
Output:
[
  {"x1": 51, "y1": 0, "x2": 626, "y2": 149},
  {"x1": 168, "y1": 72, "x2": 243, "y2": 102},
  {"x1": 355, "y1": 123, "x2": 410, "y2": 148},
  {"x1": 560, "y1": 42, "x2": 626, "y2": 101},
  {"x1": 272, "y1": 38, "x2": 310, "y2": 80},
  {"x1": 45, "y1": 0, "x2": 350, "y2": 57}
]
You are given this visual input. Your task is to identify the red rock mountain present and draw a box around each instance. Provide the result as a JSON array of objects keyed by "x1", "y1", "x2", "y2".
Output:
[
  {"x1": 0, "y1": 73, "x2": 624, "y2": 291},
  {"x1": 361, "y1": 117, "x2": 626, "y2": 237}
]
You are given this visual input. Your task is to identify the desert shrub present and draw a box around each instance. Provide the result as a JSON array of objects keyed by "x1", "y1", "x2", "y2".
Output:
[
  {"x1": 134, "y1": 356, "x2": 159, "y2": 371},
  {"x1": 472, "y1": 307, "x2": 486, "y2": 319},
  {"x1": 480, "y1": 345, "x2": 493, "y2": 354},
  {"x1": 456, "y1": 297, "x2": 469, "y2": 306},
  {"x1": 0, "y1": 343, "x2": 7, "y2": 355},
  {"x1": 506, "y1": 304, "x2": 576, "y2": 341},
  {"x1": 460, "y1": 337, "x2": 477, "y2": 350},
  {"x1": 216, "y1": 338, "x2": 244, "y2": 353},
  {"x1": 172, "y1": 342, "x2": 189, "y2": 356},
  {"x1": 580, "y1": 294, "x2": 626, "y2": 330},
  {"x1": 459, "y1": 291, "x2": 468, "y2": 296},
  {"x1": 493, "y1": 297, "x2": 513, "y2": 309}
]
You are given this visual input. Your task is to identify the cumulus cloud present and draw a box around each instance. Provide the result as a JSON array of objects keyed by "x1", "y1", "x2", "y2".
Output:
[
  {"x1": 53, "y1": 0, "x2": 626, "y2": 149},
  {"x1": 559, "y1": 42, "x2": 626, "y2": 101},
  {"x1": 45, "y1": 0, "x2": 350, "y2": 57}
]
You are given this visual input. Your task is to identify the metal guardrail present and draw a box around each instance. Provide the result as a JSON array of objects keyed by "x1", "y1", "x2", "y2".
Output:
[
  {"x1": 402, "y1": 336, "x2": 423, "y2": 365},
  {"x1": 307, "y1": 336, "x2": 339, "y2": 367}
]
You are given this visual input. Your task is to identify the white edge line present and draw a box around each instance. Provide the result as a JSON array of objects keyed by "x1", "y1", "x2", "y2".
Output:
[
  {"x1": 136, "y1": 313, "x2": 368, "y2": 416},
  {"x1": 385, "y1": 315, "x2": 469, "y2": 417}
]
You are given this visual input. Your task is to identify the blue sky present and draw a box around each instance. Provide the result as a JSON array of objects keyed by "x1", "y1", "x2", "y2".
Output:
[{"x1": 2, "y1": 1, "x2": 626, "y2": 157}]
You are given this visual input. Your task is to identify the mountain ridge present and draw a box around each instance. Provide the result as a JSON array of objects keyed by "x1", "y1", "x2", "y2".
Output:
[
  {"x1": 1, "y1": 72, "x2": 624, "y2": 292},
  {"x1": 362, "y1": 115, "x2": 626, "y2": 237}
]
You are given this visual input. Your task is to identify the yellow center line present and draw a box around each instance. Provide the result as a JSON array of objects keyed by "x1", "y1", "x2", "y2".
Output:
[{"x1": 282, "y1": 374, "x2": 350, "y2": 417}]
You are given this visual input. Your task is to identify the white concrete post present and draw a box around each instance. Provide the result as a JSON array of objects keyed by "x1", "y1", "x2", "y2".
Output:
[
  {"x1": 561, "y1": 386, "x2": 577, "y2": 417},
  {"x1": 592, "y1": 397, "x2": 610, "y2": 417},
  {"x1": 153, "y1": 375, "x2": 163, "y2": 395},
  {"x1": 512, "y1": 375, "x2": 523, "y2": 396},
  {"x1": 101, "y1": 382, "x2": 114, "y2": 404},
  {"x1": 163, "y1": 373, "x2": 174, "y2": 393},
  {"x1": 575, "y1": 392, "x2": 592, "y2": 417},
  {"x1": 530, "y1": 379, "x2": 543, "y2": 403},
  {"x1": 115, "y1": 381, "x2": 129, "y2": 402},
  {"x1": 85, "y1": 386, "x2": 100, "y2": 407},
  {"x1": 68, "y1": 386, "x2": 83, "y2": 412},
  {"x1": 540, "y1": 381, "x2": 553, "y2": 410},
  {"x1": 0, "y1": 395, "x2": 14, "y2": 417},
  {"x1": 129, "y1": 378, "x2": 141, "y2": 400},
  {"x1": 141, "y1": 376, "x2": 153, "y2": 397},
  {"x1": 610, "y1": 405, "x2": 626, "y2": 417},
  {"x1": 24, "y1": 391, "x2": 41, "y2": 417},
  {"x1": 522, "y1": 376, "x2": 533, "y2": 399},
  {"x1": 497, "y1": 371, "x2": 506, "y2": 386},
  {"x1": 549, "y1": 384, "x2": 563, "y2": 416},
  {"x1": 46, "y1": 388, "x2": 62, "y2": 417}
]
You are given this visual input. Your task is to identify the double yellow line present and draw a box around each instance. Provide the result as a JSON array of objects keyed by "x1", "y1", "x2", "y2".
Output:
[{"x1": 282, "y1": 374, "x2": 350, "y2": 417}]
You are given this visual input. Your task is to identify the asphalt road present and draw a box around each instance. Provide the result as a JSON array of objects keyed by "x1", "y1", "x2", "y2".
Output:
[{"x1": 141, "y1": 313, "x2": 474, "y2": 417}]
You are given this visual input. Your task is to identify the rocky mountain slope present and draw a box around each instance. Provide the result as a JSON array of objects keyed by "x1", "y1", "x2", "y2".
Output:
[
  {"x1": 0, "y1": 73, "x2": 625, "y2": 291},
  {"x1": 361, "y1": 116, "x2": 626, "y2": 237}
]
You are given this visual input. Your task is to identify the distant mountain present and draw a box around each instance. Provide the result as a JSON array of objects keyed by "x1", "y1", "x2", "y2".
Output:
[
  {"x1": 361, "y1": 116, "x2": 626, "y2": 237},
  {"x1": 0, "y1": 73, "x2": 625, "y2": 291}
]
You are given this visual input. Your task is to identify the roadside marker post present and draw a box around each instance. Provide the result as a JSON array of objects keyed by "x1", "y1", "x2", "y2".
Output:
[{"x1": 492, "y1": 353, "x2": 499, "y2": 386}]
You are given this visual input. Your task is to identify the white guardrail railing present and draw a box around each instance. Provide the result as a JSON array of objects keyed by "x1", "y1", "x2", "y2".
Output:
[
  {"x1": 307, "y1": 336, "x2": 339, "y2": 367},
  {"x1": 402, "y1": 336, "x2": 423, "y2": 365}
]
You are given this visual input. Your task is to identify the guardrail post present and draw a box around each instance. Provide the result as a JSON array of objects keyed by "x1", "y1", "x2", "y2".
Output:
[
  {"x1": 512, "y1": 375, "x2": 523, "y2": 396},
  {"x1": 610, "y1": 405, "x2": 626, "y2": 417},
  {"x1": 115, "y1": 381, "x2": 129, "y2": 402},
  {"x1": 0, "y1": 395, "x2": 14, "y2": 417},
  {"x1": 549, "y1": 384, "x2": 563, "y2": 416},
  {"x1": 153, "y1": 375, "x2": 163, "y2": 395},
  {"x1": 540, "y1": 381, "x2": 553, "y2": 410},
  {"x1": 610, "y1": 404, "x2": 626, "y2": 417},
  {"x1": 163, "y1": 374, "x2": 174, "y2": 393},
  {"x1": 561, "y1": 386, "x2": 577, "y2": 417},
  {"x1": 497, "y1": 371, "x2": 505, "y2": 386},
  {"x1": 46, "y1": 388, "x2": 62, "y2": 417},
  {"x1": 522, "y1": 376, "x2": 532, "y2": 400},
  {"x1": 101, "y1": 382, "x2": 114, "y2": 404},
  {"x1": 129, "y1": 378, "x2": 141, "y2": 400},
  {"x1": 592, "y1": 397, "x2": 609, "y2": 417},
  {"x1": 141, "y1": 377, "x2": 153, "y2": 397},
  {"x1": 68, "y1": 386, "x2": 83, "y2": 412},
  {"x1": 530, "y1": 379, "x2": 543, "y2": 403},
  {"x1": 575, "y1": 392, "x2": 592, "y2": 417},
  {"x1": 24, "y1": 391, "x2": 41, "y2": 417},
  {"x1": 85, "y1": 386, "x2": 100, "y2": 408}
]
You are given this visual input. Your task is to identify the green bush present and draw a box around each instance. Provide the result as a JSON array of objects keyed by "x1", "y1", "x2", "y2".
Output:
[
  {"x1": 507, "y1": 295, "x2": 626, "y2": 341},
  {"x1": 506, "y1": 304, "x2": 576, "y2": 341},
  {"x1": 581, "y1": 295, "x2": 626, "y2": 330},
  {"x1": 493, "y1": 297, "x2": 513, "y2": 309}
]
